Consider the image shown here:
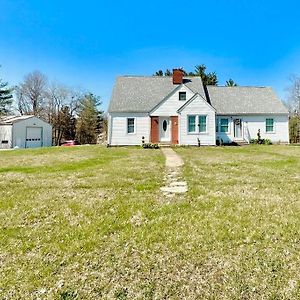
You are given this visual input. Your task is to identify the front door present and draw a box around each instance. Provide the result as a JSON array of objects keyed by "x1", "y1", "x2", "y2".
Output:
[
  {"x1": 234, "y1": 119, "x2": 242, "y2": 139},
  {"x1": 160, "y1": 117, "x2": 171, "y2": 142}
]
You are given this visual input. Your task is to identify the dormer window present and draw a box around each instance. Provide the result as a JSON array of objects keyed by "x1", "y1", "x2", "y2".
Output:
[{"x1": 179, "y1": 91, "x2": 186, "y2": 101}]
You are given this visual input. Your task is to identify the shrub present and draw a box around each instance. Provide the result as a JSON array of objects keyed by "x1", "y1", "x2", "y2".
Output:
[
  {"x1": 250, "y1": 138, "x2": 272, "y2": 145},
  {"x1": 141, "y1": 143, "x2": 160, "y2": 149}
]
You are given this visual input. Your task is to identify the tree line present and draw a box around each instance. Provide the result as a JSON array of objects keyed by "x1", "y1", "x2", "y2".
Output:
[
  {"x1": 0, "y1": 68, "x2": 103, "y2": 146},
  {"x1": 154, "y1": 64, "x2": 238, "y2": 86},
  {"x1": 2, "y1": 65, "x2": 300, "y2": 144}
]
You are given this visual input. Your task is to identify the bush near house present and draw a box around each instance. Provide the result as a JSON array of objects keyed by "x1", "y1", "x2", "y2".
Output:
[{"x1": 250, "y1": 138, "x2": 273, "y2": 145}]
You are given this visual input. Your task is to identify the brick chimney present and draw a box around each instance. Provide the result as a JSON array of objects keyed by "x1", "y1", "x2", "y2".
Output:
[{"x1": 173, "y1": 68, "x2": 184, "y2": 84}]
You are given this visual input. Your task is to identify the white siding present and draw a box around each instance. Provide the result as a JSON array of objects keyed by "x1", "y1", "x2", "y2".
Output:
[
  {"x1": 0, "y1": 125, "x2": 12, "y2": 149},
  {"x1": 109, "y1": 113, "x2": 150, "y2": 145},
  {"x1": 216, "y1": 115, "x2": 289, "y2": 143},
  {"x1": 150, "y1": 85, "x2": 194, "y2": 116},
  {"x1": 12, "y1": 117, "x2": 52, "y2": 148},
  {"x1": 179, "y1": 95, "x2": 216, "y2": 145}
]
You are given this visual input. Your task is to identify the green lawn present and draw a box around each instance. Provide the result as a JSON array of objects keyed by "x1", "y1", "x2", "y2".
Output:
[{"x1": 0, "y1": 145, "x2": 300, "y2": 299}]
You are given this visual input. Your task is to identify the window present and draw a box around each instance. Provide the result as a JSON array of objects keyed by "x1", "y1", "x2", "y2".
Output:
[
  {"x1": 188, "y1": 115, "x2": 207, "y2": 133},
  {"x1": 220, "y1": 118, "x2": 229, "y2": 133},
  {"x1": 127, "y1": 118, "x2": 135, "y2": 134},
  {"x1": 266, "y1": 118, "x2": 274, "y2": 132},
  {"x1": 179, "y1": 91, "x2": 186, "y2": 101},
  {"x1": 199, "y1": 116, "x2": 207, "y2": 132},
  {"x1": 188, "y1": 115, "x2": 196, "y2": 133}
]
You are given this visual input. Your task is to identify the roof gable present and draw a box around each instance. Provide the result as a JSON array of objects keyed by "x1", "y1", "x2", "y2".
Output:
[
  {"x1": 150, "y1": 84, "x2": 197, "y2": 115},
  {"x1": 108, "y1": 76, "x2": 206, "y2": 113},
  {"x1": 177, "y1": 93, "x2": 216, "y2": 113}
]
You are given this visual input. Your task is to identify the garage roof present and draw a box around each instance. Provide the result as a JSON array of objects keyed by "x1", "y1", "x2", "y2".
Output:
[{"x1": 0, "y1": 115, "x2": 34, "y2": 125}]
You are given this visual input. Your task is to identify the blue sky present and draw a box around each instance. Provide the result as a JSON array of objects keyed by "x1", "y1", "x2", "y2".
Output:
[{"x1": 1, "y1": 0, "x2": 300, "y2": 110}]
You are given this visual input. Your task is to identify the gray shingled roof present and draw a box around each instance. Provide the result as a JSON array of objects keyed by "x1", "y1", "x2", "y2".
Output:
[
  {"x1": 108, "y1": 76, "x2": 206, "y2": 113},
  {"x1": 207, "y1": 86, "x2": 288, "y2": 115}
]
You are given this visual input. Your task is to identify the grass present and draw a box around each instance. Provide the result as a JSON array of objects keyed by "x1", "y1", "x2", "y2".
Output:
[{"x1": 0, "y1": 145, "x2": 300, "y2": 299}]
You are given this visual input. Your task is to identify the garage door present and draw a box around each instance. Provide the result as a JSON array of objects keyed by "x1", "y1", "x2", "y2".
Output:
[{"x1": 26, "y1": 127, "x2": 43, "y2": 148}]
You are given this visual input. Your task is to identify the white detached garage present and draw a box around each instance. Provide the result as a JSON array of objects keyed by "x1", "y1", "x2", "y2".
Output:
[{"x1": 0, "y1": 115, "x2": 52, "y2": 149}]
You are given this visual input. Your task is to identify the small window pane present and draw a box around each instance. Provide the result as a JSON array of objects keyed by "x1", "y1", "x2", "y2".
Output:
[
  {"x1": 188, "y1": 115, "x2": 196, "y2": 133},
  {"x1": 266, "y1": 118, "x2": 274, "y2": 132},
  {"x1": 199, "y1": 116, "x2": 207, "y2": 132},
  {"x1": 127, "y1": 118, "x2": 135, "y2": 134},
  {"x1": 179, "y1": 92, "x2": 186, "y2": 101},
  {"x1": 220, "y1": 118, "x2": 229, "y2": 132}
]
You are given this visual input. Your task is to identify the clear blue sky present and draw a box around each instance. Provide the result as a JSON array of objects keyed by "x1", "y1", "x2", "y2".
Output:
[{"x1": 1, "y1": 0, "x2": 300, "y2": 110}]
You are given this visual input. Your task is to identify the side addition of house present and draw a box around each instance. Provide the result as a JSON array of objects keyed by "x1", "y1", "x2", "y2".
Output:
[{"x1": 107, "y1": 69, "x2": 289, "y2": 146}]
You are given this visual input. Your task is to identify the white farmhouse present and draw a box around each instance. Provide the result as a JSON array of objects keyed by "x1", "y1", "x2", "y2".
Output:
[
  {"x1": 0, "y1": 115, "x2": 52, "y2": 149},
  {"x1": 108, "y1": 69, "x2": 289, "y2": 146}
]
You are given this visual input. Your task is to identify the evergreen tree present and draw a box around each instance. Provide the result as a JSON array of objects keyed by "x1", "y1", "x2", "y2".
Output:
[
  {"x1": 75, "y1": 93, "x2": 102, "y2": 144},
  {"x1": 154, "y1": 70, "x2": 163, "y2": 76},
  {"x1": 0, "y1": 73, "x2": 13, "y2": 115},
  {"x1": 164, "y1": 69, "x2": 172, "y2": 76},
  {"x1": 153, "y1": 65, "x2": 218, "y2": 85},
  {"x1": 226, "y1": 79, "x2": 238, "y2": 86},
  {"x1": 194, "y1": 64, "x2": 218, "y2": 86}
]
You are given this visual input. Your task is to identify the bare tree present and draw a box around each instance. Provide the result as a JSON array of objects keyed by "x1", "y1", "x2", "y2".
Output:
[
  {"x1": 44, "y1": 83, "x2": 81, "y2": 145},
  {"x1": 16, "y1": 71, "x2": 48, "y2": 116},
  {"x1": 287, "y1": 75, "x2": 300, "y2": 143},
  {"x1": 287, "y1": 75, "x2": 300, "y2": 113}
]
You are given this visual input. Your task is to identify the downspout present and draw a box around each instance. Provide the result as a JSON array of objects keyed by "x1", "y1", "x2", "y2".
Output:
[
  {"x1": 11, "y1": 124, "x2": 14, "y2": 149},
  {"x1": 107, "y1": 113, "x2": 112, "y2": 146},
  {"x1": 178, "y1": 112, "x2": 181, "y2": 145}
]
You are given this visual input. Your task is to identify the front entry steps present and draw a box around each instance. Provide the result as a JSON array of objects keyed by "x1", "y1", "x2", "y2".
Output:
[
  {"x1": 234, "y1": 140, "x2": 250, "y2": 146},
  {"x1": 158, "y1": 143, "x2": 172, "y2": 148}
]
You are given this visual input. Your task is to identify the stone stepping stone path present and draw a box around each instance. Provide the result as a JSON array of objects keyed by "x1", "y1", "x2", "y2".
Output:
[{"x1": 160, "y1": 148, "x2": 188, "y2": 197}]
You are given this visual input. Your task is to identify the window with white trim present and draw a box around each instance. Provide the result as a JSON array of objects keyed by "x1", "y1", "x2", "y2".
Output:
[
  {"x1": 220, "y1": 118, "x2": 229, "y2": 133},
  {"x1": 188, "y1": 115, "x2": 207, "y2": 133},
  {"x1": 266, "y1": 118, "x2": 274, "y2": 132},
  {"x1": 127, "y1": 118, "x2": 135, "y2": 134},
  {"x1": 188, "y1": 115, "x2": 196, "y2": 133},
  {"x1": 199, "y1": 115, "x2": 207, "y2": 132}
]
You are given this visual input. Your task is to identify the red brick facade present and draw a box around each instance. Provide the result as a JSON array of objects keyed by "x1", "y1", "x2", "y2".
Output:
[
  {"x1": 151, "y1": 116, "x2": 178, "y2": 144},
  {"x1": 171, "y1": 116, "x2": 179, "y2": 144},
  {"x1": 150, "y1": 116, "x2": 159, "y2": 143}
]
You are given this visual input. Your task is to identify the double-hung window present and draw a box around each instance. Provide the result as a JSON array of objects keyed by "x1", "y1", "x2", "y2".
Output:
[
  {"x1": 188, "y1": 115, "x2": 196, "y2": 133},
  {"x1": 127, "y1": 118, "x2": 135, "y2": 134},
  {"x1": 266, "y1": 118, "x2": 274, "y2": 132},
  {"x1": 199, "y1": 116, "x2": 207, "y2": 132},
  {"x1": 188, "y1": 115, "x2": 207, "y2": 133},
  {"x1": 220, "y1": 118, "x2": 229, "y2": 133}
]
